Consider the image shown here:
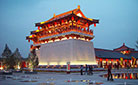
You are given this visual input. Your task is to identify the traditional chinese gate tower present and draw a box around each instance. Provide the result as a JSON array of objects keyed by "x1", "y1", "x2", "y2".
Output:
[{"x1": 26, "y1": 6, "x2": 99, "y2": 65}]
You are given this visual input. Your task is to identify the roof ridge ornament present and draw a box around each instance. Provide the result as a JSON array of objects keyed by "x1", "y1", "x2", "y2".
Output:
[
  {"x1": 53, "y1": 13, "x2": 56, "y2": 17},
  {"x1": 72, "y1": 11, "x2": 74, "y2": 14},
  {"x1": 77, "y1": 5, "x2": 80, "y2": 9}
]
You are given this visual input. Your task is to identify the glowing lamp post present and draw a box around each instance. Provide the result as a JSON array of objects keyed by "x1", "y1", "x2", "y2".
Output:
[
  {"x1": 17, "y1": 64, "x2": 20, "y2": 70},
  {"x1": 0, "y1": 62, "x2": 3, "y2": 70}
]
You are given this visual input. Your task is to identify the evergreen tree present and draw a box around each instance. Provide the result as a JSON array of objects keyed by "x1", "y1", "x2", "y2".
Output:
[
  {"x1": 1, "y1": 44, "x2": 12, "y2": 58},
  {"x1": 28, "y1": 49, "x2": 39, "y2": 71},
  {"x1": 13, "y1": 48, "x2": 22, "y2": 58},
  {"x1": 3, "y1": 47, "x2": 22, "y2": 70},
  {"x1": 7, "y1": 54, "x2": 16, "y2": 69},
  {"x1": 31, "y1": 49, "x2": 39, "y2": 67},
  {"x1": 12, "y1": 48, "x2": 22, "y2": 70}
]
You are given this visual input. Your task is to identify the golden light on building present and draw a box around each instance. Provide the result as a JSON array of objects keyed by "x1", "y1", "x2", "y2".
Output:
[
  {"x1": 40, "y1": 21, "x2": 45, "y2": 24},
  {"x1": 26, "y1": 6, "x2": 99, "y2": 66},
  {"x1": 36, "y1": 29, "x2": 40, "y2": 32}
]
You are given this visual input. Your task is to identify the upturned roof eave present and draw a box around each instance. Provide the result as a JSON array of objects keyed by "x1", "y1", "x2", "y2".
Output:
[{"x1": 35, "y1": 13, "x2": 99, "y2": 27}]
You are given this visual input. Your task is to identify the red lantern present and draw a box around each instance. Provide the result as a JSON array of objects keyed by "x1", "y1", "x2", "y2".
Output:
[
  {"x1": 130, "y1": 74, "x2": 132, "y2": 79},
  {"x1": 48, "y1": 24, "x2": 50, "y2": 27},
  {"x1": 38, "y1": 26, "x2": 40, "y2": 30},
  {"x1": 72, "y1": 16, "x2": 74, "y2": 20},
  {"x1": 86, "y1": 23, "x2": 89, "y2": 26},
  {"x1": 94, "y1": 23, "x2": 96, "y2": 27},
  {"x1": 125, "y1": 76, "x2": 128, "y2": 79},
  {"x1": 100, "y1": 58, "x2": 102, "y2": 61},
  {"x1": 106, "y1": 59, "x2": 108, "y2": 61},
  {"x1": 55, "y1": 22, "x2": 57, "y2": 25},
  {"x1": 62, "y1": 20, "x2": 64, "y2": 23},
  {"x1": 77, "y1": 20, "x2": 80, "y2": 23},
  {"x1": 22, "y1": 61, "x2": 26, "y2": 68},
  {"x1": 61, "y1": 20, "x2": 64, "y2": 24},
  {"x1": 129, "y1": 60, "x2": 131, "y2": 63}
]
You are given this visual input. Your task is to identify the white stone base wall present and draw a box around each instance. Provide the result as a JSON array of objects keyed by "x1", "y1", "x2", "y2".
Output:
[{"x1": 36, "y1": 39, "x2": 96, "y2": 65}]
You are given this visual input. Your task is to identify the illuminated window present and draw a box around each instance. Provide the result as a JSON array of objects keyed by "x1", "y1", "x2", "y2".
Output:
[
  {"x1": 49, "y1": 31, "x2": 51, "y2": 33},
  {"x1": 49, "y1": 40, "x2": 53, "y2": 43},
  {"x1": 80, "y1": 37, "x2": 85, "y2": 41},
  {"x1": 62, "y1": 37, "x2": 68, "y2": 40},
  {"x1": 55, "y1": 39, "x2": 60, "y2": 42},
  {"x1": 45, "y1": 41, "x2": 47, "y2": 43},
  {"x1": 69, "y1": 37, "x2": 72, "y2": 39}
]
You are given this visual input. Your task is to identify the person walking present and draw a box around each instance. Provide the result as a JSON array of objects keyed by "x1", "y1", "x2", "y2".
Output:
[
  {"x1": 80, "y1": 65, "x2": 83, "y2": 75},
  {"x1": 91, "y1": 66, "x2": 93, "y2": 75},
  {"x1": 88, "y1": 65, "x2": 93, "y2": 75},
  {"x1": 89, "y1": 66, "x2": 93, "y2": 75},
  {"x1": 107, "y1": 64, "x2": 113, "y2": 81},
  {"x1": 88, "y1": 66, "x2": 91, "y2": 75},
  {"x1": 84, "y1": 64, "x2": 88, "y2": 75}
]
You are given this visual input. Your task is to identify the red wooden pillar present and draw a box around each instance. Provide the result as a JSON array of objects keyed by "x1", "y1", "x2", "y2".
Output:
[
  {"x1": 87, "y1": 26, "x2": 90, "y2": 31},
  {"x1": 87, "y1": 23, "x2": 89, "y2": 31}
]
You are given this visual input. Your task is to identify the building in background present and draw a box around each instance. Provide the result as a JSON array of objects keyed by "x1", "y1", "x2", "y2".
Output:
[{"x1": 95, "y1": 43, "x2": 138, "y2": 68}]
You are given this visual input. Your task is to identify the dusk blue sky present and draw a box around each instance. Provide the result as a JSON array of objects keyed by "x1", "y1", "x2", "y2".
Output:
[{"x1": 0, "y1": 0, "x2": 138, "y2": 58}]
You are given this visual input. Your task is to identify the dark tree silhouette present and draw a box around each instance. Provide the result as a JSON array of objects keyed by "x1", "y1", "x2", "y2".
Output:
[
  {"x1": 12, "y1": 48, "x2": 22, "y2": 70},
  {"x1": 1, "y1": 44, "x2": 12, "y2": 69},
  {"x1": 7, "y1": 54, "x2": 16, "y2": 69},
  {"x1": 1, "y1": 44, "x2": 12, "y2": 58},
  {"x1": 2, "y1": 46, "x2": 22, "y2": 70}
]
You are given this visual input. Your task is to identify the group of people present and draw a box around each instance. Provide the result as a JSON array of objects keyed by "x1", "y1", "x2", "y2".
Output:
[
  {"x1": 80, "y1": 64, "x2": 114, "y2": 81},
  {"x1": 80, "y1": 64, "x2": 93, "y2": 75}
]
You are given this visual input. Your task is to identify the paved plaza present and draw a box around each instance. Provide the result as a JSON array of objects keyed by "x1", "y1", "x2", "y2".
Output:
[{"x1": 1, "y1": 69, "x2": 138, "y2": 85}]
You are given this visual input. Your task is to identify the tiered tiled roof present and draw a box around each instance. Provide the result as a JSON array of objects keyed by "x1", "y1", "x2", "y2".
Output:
[
  {"x1": 35, "y1": 5, "x2": 98, "y2": 26},
  {"x1": 113, "y1": 43, "x2": 135, "y2": 51},
  {"x1": 95, "y1": 44, "x2": 138, "y2": 59},
  {"x1": 26, "y1": 5, "x2": 99, "y2": 44}
]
